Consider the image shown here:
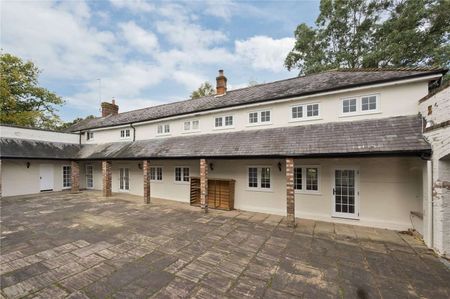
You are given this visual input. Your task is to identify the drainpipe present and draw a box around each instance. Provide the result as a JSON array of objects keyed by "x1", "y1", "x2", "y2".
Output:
[
  {"x1": 130, "y1": 123, "x2": 136, "y2": 141},
  {"x1": 427, "y1": 159, "x2": 433, "y2": 248},
  {"x1": 79, "y1": 131, "x2": 82, "y2": 145}
]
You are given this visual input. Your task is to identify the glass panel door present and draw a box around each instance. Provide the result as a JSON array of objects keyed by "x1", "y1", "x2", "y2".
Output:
[
  {"x1": 119, "y1": 168, "x2": 130, "y2": 191},
  {"x1": 333, "y1": 169, "x2": 358, "y2": 219},
  {"x1": 86, "y1": 165, "x2": 93, "y2": 188}
]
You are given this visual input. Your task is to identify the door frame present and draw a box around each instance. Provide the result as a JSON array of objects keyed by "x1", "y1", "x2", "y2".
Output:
[
  {"x1": 39, "y1": 164, "x2": 54, "y2": 191},
  {"x1": 86, "y1": 164, "x2": 94, "y2": 189},
  {"x1": 331, "y1": 167, "x2": 360, "y2": 219}
]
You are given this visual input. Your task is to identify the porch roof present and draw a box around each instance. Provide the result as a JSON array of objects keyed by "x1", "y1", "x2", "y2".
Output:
[{"x1": 0, "y1": 115, "x2": 430, "y2": 160}]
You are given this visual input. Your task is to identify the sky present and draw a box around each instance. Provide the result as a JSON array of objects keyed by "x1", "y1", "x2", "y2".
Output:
[{"x1": 2, "y1": 0, "x2": 319, "y2": 121}]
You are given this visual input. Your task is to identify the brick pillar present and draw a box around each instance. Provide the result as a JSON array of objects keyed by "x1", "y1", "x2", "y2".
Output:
[
  {"x1": 286, "y1": 158, "x2": 296, "y2": 227},
  {"x1": 0, "y1": 159, "x2": 2, "y2": 198},
  {"x1": 71, "y1": 161, "x2": 80, "y2": 193},
  {"x1": 102, "y1": 160, "x2": 112, "y2": 197},
  {"x1": 143, "y1": 160, "x2": 151, "y2": 204},
  {"x1": 200, "y1": 159, "x2": 208, "y2": 213}
]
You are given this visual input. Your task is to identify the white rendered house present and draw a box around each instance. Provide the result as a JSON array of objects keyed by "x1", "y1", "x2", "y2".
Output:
[{"x1": 1, "y1": 68, "x2": 449, "y2": 256}]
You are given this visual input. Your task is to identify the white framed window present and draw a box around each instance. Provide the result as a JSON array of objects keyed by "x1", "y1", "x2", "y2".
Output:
[
  {"x1": 150, "y1": 167, "x2": 163, "y2": 181},
  {"x1": 341, "y1": 94, "x2": 380, "y2": 116},
  {"x1": 120, "y1": 129, "x2": 131, "y2": 139},
  {"x1": 157, "y1": 124, "x2": 170, "y2": 135},
  {"x1": 86, "y1": 165, "x2": 93, "y2": 189},
  {"x1": 62, "y1": 165, "x2": 71, "y2": 188},
  {"x1": 183, "y1": 120, "x2": 200, "y2": 132},
  {"x1": 214, "y1": 115, "x2": 233, "y2": 129},
  {"x1": 175, "y1": 167, "x2": 190, "y2": 183},
  {"x1": 291, "y1": 103, "x2": 320, "y2": 121},
  {"x1": 248, "y1": 110, "x2": 271, "y2": 125},
  {"x1": 247, "y1": 166, "x2": 272, "y2": 191},
  {"x1": 119, "y1": 168, "x2": 130, "y2": 191},
  {"x1": 86, "y1": 132, "x2": 94, "y2": 140},
  {"x1": 294, "y1": 166, "x2": 320, "y2": 193}
]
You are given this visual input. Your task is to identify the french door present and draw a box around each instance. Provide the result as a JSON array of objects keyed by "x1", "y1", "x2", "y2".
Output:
[
  {"x1": 333, "y1": 168, "x2": 359, "y2": 219},
  {"x1": 119, "y1": 168, "x2": 130, "y2": 191},
  {"x1": 86, "y1": 165, "x2": 94, "y2": 189}
]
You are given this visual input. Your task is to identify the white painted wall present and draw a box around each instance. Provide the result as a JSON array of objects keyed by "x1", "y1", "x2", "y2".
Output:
[
  {"x1": 81, "y1": 80, "x2": 429, "y2": 144},
  {"x1": 78, "y1": 156, "x2": 424, "y2": 231},
  {"x1": 1, "y1": 160, "x2": 72, "y2": 197},
  {"x1": 0, "y1": 126, "x2": 79, "y2": 143}
]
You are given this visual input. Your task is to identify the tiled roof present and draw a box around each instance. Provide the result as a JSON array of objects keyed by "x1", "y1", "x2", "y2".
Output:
[
  {"x1": 1, "y1": 115, "x2": 426, "y2": 160},
  {"x1": 0, "y1": 139, "x2": 81, "y2": 159},
  {"x1": 68, "y1": 68, "x2": 446, "y2": 132}
]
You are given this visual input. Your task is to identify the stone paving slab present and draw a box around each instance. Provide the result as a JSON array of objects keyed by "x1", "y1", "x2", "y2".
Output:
[{"x1": 1, "y1": 191, "x2": 450, "y2": 299}]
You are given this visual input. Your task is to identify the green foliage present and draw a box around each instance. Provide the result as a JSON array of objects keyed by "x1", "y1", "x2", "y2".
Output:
[
  {"x1": 190, "y1": 82, "x2": 215, "y2": 99},
  {"x1": 285, "y1": 0, "x2": 450, "y2": 75},
  {"x1": 0, "y1": 53, "x2": 64, "y2": 129},
  {"x1": 57, "y1": 115, "x2": 96, "y2": 131}
]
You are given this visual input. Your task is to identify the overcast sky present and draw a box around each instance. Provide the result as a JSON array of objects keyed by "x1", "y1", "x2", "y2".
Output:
[{"x1": 2, "y1": 0, "x2": 319, "y2": 121}]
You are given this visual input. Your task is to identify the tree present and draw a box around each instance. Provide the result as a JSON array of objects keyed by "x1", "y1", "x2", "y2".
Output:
[
  {"x1": 190, "y1": 82, "x2": 215, "y2": 99},
  {"x1": 57, "y1": 115, "x2": 96, "y2": 131},
  {"x1": 0, "y1": 53, "x2": 64, "y2": 129},
  {"x1": 285, "y1": 0, "x2": 450, "y2": 75}
]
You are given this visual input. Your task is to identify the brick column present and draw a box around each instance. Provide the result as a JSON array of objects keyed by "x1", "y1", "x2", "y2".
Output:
[
  {"x1": 102, "y1": 160, "x2": 112, "y2": 197},
  {"x1": 200, "y1": 159, "x2": 208, "y2": 213},
  {"x1": 143, "y1": 160, "x2": 151, "y2": 204},
  {"x1": 286, "y1": 158, "x2": 296, "y2": 227},
  {"x1": 71, "y1": 161, "x2": 80, "y2": 193},
  {"x1": 0, "y1": 159, "x2": 2, "y2": 198}
]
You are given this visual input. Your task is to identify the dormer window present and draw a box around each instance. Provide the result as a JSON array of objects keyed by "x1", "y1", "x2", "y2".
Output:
[
  {"x1": 214, "y1": 115, "x2": 233, "y2": 129},
  {"x1": 120, "y1": 129, "x2": 131, "y2": 139},
  {"x1": 291, "y1": 103, "x2": 320, "y2": 121},
  {"x1": 248, "y1": 110, "x2": 271, "y2": 125},
  {"x1": 183, "y1": 120, "x2": 200, "y2": 132}
]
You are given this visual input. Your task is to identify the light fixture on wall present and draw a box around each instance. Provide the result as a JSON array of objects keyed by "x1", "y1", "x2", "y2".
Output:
[
  {"x1": 209, "y1": 163, "x2": 214, "y2": 171},
  {"x1": 278, "y1": 162, "x2": 282, "y2": 172},
  {"x1": 138, "y1": 163, "x2": 142, "y2": 170},
  {"x1": 26, "y1": 162, "x2": 31, "y2": 168}
]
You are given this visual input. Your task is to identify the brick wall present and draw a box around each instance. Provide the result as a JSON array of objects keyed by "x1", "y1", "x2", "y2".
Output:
[
  {"x1": 143, "y1": 160, "x2": 151, "y2": 204},
  {"x1": 286, "y1": 158, "x2": 295, "y2": 227},
  {"x1": 102, "y1": 161, "x2": 112, "y2": 197},
  {"x1": 200, "y1": 159, "x2": 208, "y2": 213},
  {"x1": 71, "y1": 161, "x2": 80, "y2": 193}
]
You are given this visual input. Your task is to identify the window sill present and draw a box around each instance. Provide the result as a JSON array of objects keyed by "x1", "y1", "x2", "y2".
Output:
[
  {"x1": 212, "y1": 126, "x2": 234, "y2": 131},
  {"x1": 174, "y1": 181, "x2": 190, "y2": 185},
  {"x1": 150, "y1": 180, "x2": 163, "y2": 183},
  {"x1": 339, "y1": 111, "x2": 381, "y2": 118},
  {"x1": 118, "y1": 189, "x2": 130, "y2": 193},
  {"x1": 120, "y1": 137, "x2": 132, "y2": 140},
  {"x1": 62, "y1": 187, "x2": 71, "y2": 190},
  {"x1": 156, "y1": 133, "x2": 171, "y2": 137},
  {"x1": 246, "y1": 188, "x2": 273, "y2": 193},
  {"x1": 295, "y1": 190, "x2": 322, "y2": 196},
  {"x1": 181, "y1": 130, "x2": 201, "y2": 134},
  {"x1": 246, "y1": 122, "x2": 272, "y2": 127},
  {"x1": 288, "y1": 117, "x2": 322, "y2": 123}
]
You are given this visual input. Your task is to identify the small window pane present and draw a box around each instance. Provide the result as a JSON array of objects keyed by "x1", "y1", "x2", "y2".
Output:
[
  {"x1": 260, "y1": 167, "x2": 271, "y2": 188},
  {"x1": 225, "y1": 116, "x2": 233, "y2": 126},
  {"x1": 192, "y1": 120, "x2": 199, "y2": 130},
  {"x1": 248, "y1": 167, "x2": 258, "y2": 188},
  {"x1": 184, "y1": 121, "x2": 190, "y2": 131},
  {"x1": 362, "y1": 96, "x2": 377, "y2": 111},
  {"x1": 294, "y1": 167, "x2": 302, "y2": 190},
  {"x1": 307, "y1": 104, "x2": 319, "y2": 117},
  {"x1": 249, "y1": 112, "x2": 258, "y2": 123},
  {"x1": 292, "y1": 106, "x2": 303, "y2": 119},
  {"x1": 175, "y1": 167, "x2": 182, "y2": 181},
  {"x1": 215, "y1": 117, "x2": 223, "y2": 127},
  {"x1": 157, "y1": 167, "x2": 163, "y2": 181},
  {"x1": 306, "y1": 168, "x2": 318, "y2": 191},
  {"x1": 63, "y1": 166, "x2": 72, "y2": 188},
  {"x1": 120, "y1": 130, "x2": 125, "y2": 137},
  {"x1": 157, "y1": 125, "x2": 163, "y2": 134},
  {"x1": 183, "y1": 167, "x2": 190, "y2": 182},
  {"x1": 150, "y1": 168, "x2": 156, "y2": 180},
  {"x1": 164, "y1": 124, "x2": 170, "y2": 133},
  {"x1": 261, "y1": 111, "x2": 270, "y2": 122}
]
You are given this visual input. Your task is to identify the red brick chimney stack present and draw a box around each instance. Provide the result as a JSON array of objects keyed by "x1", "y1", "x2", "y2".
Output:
[
  {"x1": 216, "y1": 70, "x2": 227, "y2": 95},
  {"x1": 101, "y1": 99, "x2": 119, "y2": 117}
]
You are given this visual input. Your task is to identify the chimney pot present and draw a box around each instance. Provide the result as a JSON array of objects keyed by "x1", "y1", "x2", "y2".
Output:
[
  {"x1": 101, "y1": 99, "x2": 119, "y2": 117},
  {"x1": 216, "y1": 69, "x2": 227, "y2": 95}
]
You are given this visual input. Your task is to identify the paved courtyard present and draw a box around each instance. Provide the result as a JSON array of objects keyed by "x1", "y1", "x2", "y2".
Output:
[{"x1": 1, "y1": 192, "x2": 449, "y2": 299}]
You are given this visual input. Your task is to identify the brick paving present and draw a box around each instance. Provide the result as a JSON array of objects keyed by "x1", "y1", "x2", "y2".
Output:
[{"x1": 1, "y1": 191, "x2": 449, "y2": 299}]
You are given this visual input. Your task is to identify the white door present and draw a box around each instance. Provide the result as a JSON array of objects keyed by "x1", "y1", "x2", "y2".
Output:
[
  {"x1": 86, "y1": 165, "x2": 94, "y2": 189},
  {"x1": 119, "y1": 168, "x2": 129, "y2": 191},
  {"x1": 39, "y1": 164, "x2": 54, "y2": 191},
  {"x1": 333, "y1": 168, "x2": 359, "y2": 219}
]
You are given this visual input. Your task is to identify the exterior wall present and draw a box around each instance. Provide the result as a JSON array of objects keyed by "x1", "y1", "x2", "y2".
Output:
[
  {"x1": 81, "y1": 81, "x2": 429, "y2": 144},
  {"x1": 1, "y1": 160, "x2": 73, "y2": 197},
  {"x1": 420, "y1": 85, "x2": 450, "y2": 256},
  {"x1": 80, "y1": 157, "x2": 424, "y2": 231},
  {"x1": 0, "y1": 126, "x2": 79, "y2": 143}
]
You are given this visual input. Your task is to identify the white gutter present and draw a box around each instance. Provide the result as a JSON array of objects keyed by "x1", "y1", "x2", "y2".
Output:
[
  {"x1": 86, "y1": 74, "x2": 442, "y2": 132},
  {"x1": 427, "y1": 159, "x2": 433, "y2": 247}
]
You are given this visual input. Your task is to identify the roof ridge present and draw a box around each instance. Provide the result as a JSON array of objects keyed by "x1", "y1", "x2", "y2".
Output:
[{"x1": 336, "y1": 66, "x2": 447, "y2": 72}]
